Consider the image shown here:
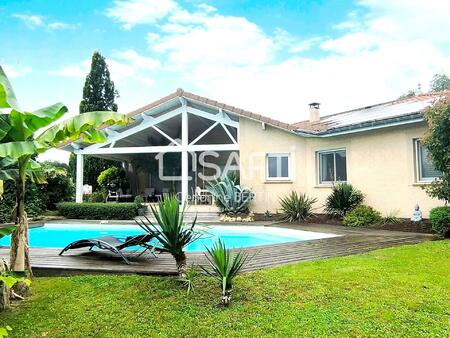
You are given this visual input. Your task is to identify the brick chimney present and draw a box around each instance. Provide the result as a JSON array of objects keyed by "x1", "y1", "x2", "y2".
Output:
[{"x1": 309, "y1": 102, "x2": 320, "y2": 122}]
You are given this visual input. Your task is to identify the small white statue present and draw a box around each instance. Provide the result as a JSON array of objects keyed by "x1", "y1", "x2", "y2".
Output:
[{"x1": 411, "y1": 204, "x2": 423, "y2": 222}]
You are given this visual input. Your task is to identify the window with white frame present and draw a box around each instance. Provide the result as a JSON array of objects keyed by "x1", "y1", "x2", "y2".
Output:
[
  {"x1": 266, "y1": 153, "x2": 290, "y2": 180},
  {"x1": 414, "y1": 139, "x2": 442, "y2": 182},
  {"x1": 318, "y1": 149, "x2": 347, "y2": 184}
]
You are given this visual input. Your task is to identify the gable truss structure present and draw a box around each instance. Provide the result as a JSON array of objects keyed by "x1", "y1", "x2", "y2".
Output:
[{"x1": 73, "y1": 97, "x2": 239, "y2": 204}]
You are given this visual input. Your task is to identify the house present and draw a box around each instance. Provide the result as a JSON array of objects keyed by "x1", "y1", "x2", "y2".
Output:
[{"x1": 62, "y1": 89, "x2": 445, "y2": 218}]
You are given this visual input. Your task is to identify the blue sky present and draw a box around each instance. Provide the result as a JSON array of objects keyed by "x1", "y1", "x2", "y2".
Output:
[{"x1": 1, "y1": 0, "x2": 450, "y2": 161}]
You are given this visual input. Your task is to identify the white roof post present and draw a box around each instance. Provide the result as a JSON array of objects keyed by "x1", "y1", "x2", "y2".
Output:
[
  {"x1": 181, "y1": 97, "x2": 189, "y2": 206},
  {"x1": 75, "y1": 153, "x2": 84, "y2": 203}
]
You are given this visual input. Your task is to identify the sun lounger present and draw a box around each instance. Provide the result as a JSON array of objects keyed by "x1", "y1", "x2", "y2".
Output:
[{"x1": 59, "y1": 234, "x2": 159, "y2": 264}]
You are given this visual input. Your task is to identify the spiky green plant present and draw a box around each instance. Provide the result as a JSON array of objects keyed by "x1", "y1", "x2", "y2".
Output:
[
  {"x1": 136, "y1": 195, "x2": 201, "y2": 276},
  {"x1": 383, "y1": 209, "x2": 401, "y2": 225},
  {"x1": 180, "y1": 264, "x2": 198, "y2": 295},
  {"x1": 325, "y1": 183, "x2": 364, "y2": 218},
  {"x1": 207, "y1": 174, "x2": 253, "y2": 215},
  {"x1": 279, "y1": 191, "x2": 317, "y2": 222},
  {"x1": 201, "y1": 239, "x2": 249, "y2": 307}
]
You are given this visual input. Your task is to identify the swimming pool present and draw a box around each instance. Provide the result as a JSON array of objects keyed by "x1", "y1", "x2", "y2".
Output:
[{"x1": 0, "y1": 223, "x2": 339, "y2": 251}]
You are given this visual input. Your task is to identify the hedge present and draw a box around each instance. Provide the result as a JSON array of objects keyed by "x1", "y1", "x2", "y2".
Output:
[
  {"x1": 429, "y1": 206, "x2": 450, "y2": 237},
  {"x1": 56, "y1": 202, "x2": 138, "y2": 220}
]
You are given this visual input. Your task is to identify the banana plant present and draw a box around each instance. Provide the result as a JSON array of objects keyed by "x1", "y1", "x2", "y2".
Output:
[{"x1": 0, "y1": 65, "x2": 129, "y2": 283}]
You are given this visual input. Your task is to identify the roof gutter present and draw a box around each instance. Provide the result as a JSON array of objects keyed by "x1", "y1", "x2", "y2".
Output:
[{"x1": 293, "y1": 113, "x2": 425, "y2": 138}]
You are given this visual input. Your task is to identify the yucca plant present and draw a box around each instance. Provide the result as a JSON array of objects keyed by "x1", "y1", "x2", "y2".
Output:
[
  {"x1": 325, "y1": 183, "x2": 364, "y2": 218},
  {"x1": 180, "y1": 264, "x2": 198, "y2": 295},
  {"x1": 279, "y1": 191, "x2": 317, "y2": 222},
  {"x1": 136, "y1": 195, "x2": 201, "y2": 277},
  {"x1": 383, "y1": 209, "x2": 401, "y2": 225},
  {"x1": 201, "y1": 239, "x2": 249, "y2": 307},
  {"x1": 207, "y1": 173, "x2": 253, "y2": 215}
]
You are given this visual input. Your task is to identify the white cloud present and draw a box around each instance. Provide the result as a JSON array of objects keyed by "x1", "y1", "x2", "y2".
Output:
[
  {"x1": 12, "y1": 13, "x2": 77, "y2": 31},
  {"x1": 49, "y1": 50, "x2": 159, "y2": 87},
  {"x1": 47, "y1": 22, "x2": 77, "y2": 31},
  {"x1": 133, "y1": 0, "x2": 450, "y2": 122},
  {"x1": 196, "y1": 3, "x2": 217, "y2": 13},
  {"x1": 114, "y1": 49, "x2": 160, "y2": 70},
  {"x1": 49, "y1": 61, "x2": 90, "y2": 78},
  {"x1": 2, "y1": 64, "x2": 32, "y2": 78},
  {"x1": 12, "y1": 14, "x2": 44, "y2": 29},
  {"x1": 151, "y1": 9, "x2": 276, "y2": 69},
  {"x1": 106, "y1": 0, "x2": 177, "y2": 30}
]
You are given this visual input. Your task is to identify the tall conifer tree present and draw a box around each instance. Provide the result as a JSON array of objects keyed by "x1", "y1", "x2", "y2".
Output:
[{"x1": 74, "y1": 51, "x2": 122, "y2": 191}]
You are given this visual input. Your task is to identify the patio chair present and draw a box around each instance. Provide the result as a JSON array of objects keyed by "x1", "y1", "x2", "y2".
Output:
[
  {"x1": 59, "y1": 233, "x2": 160, "y2": 264},
  {"x1": 194, "y1": 186, "x2": 212, "y2": 205},
  {"x1": 144, "y1": 187, "x2": 155, "y2": 202}
]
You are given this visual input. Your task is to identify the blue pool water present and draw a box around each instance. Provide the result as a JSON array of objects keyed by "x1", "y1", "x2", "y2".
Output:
[{"x1": 0, "y1": 223, "x2": 339, "y2": 251}]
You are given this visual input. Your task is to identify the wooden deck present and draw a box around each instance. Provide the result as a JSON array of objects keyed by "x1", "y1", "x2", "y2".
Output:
[{"x1": 0, "y1": 224, "x2": 437, "y2": 276}]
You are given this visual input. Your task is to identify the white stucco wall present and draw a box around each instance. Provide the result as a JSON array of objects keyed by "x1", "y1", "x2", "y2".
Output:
[{"x1": 239, "y1": 117, "x2": 443, "y2": 218}]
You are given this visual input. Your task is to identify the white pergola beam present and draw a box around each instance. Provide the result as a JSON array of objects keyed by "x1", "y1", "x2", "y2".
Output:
[
  {"x1": 186, "y1": 106, "x2": 239, "y2": 129},
  {"x1": 221, "y1": 123, "x2": 237, "y2": 145},
  {"x1": 83, "y1": 107, "x2": 183, "y2": 152},
  {"x1": 76, "y1": 144, "x2": 239, "y2": 155},
  {"x1": 190, "y1": 121, "x2": 219, "y2": 145},
  {"x1": 151, "y1": 125, "x2": 181, "y2": 146}
]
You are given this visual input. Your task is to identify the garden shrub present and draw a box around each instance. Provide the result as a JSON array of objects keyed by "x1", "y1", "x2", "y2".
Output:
[
  {"x1": 0, "y1": 181, "x2": 45, "y2": 223},
  {"x1": 325, "y1": 183, "x2": 364, "y2": 217},
  {"x1": 279, "y1": 191, "x2": 317, "y2": 222},
  {"x1": 97, "y1": 167, "x2": 129, "y2": 191},
  {"x1": 429, "y1": 206, "x2": 450, "y2": 237},
  {"x1": 56, "y1": 202, "x2": 138, "y2": 220},
  {"x1": 39, "y1": 162, "x2": 74, "y2": 210},
  {"x1": 134, "y1": 195, "x2": 145, "y2": 207},
  {"x1": 91, "y1": 191, "x2": 106, "y2": 203},
  {"x1": 343, "y1": 205, "x2": 382, "y2": 227}
]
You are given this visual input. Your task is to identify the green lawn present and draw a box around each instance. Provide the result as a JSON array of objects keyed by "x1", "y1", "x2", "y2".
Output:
[{"x1": 1, "y1": 241, "x2": 449, "y2": 337}]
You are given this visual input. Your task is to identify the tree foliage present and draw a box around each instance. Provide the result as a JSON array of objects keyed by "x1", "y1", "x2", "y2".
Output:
[
  {"x1": 40, "y1": 162, "x2": 74, "y2": 210},
  {"x1": 97, "y1": 166, "x2": 128, "y2": 191},
  {"x1": 422, "y1": 94, "x2": 450, "y2": 202},
  {"x1": 79, "y1": 51, "x2": 118, "y2": 114},
  {"x1": 68, "y1": 153, "x2": 121, "y2": 191},
  {"x1": 75, "y1": 51, "x2": 122, "y2": 190},
  {"x1": 430, "y1": 73, "x2": 450, "y2": 92}
]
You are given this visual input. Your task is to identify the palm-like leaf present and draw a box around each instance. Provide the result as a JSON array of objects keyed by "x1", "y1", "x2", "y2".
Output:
[
  {"x1": 136, "y1": 195, "x2": 202, "y2": 258},
  {"x1": 37, "y1": 111, "x2": 129, "y2": 146},
  {"x1": 25, "y1": 103, "x2": 67, "y2": 135},
  {"x1": 0, "y1": 115, "x2": 11, "y2": 142},
  {"x1": 0, "y1": 158, "x2": 45, "y2": 184},
  {"x1": 201, "y1": 239, "x2": 249, "y2": 292},
  {"x1": 0, "y1": 65, "x2": 19, "y2": 109},
  {"x1": 0, "y1": 225, "x2": 17, "y2": 239}
]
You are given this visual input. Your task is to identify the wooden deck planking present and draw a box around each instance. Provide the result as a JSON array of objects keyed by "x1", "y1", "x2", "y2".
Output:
[{"x1": 0, "y1": 224, "x2": 437, "y2": 276}]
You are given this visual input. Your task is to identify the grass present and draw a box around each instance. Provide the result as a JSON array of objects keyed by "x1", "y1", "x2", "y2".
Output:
[{"x1": 1, "y1": 241, "x2": 449, "y2": 337}]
